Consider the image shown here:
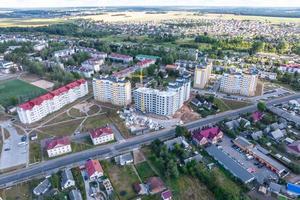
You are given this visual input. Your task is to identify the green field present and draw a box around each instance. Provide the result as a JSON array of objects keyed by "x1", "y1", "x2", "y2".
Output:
[{"x1": 0, "y1": 79, "x2": 47, "y2": 107}]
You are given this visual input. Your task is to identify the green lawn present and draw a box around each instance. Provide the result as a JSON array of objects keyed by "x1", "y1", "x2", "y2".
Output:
[
  {"x1": 135, "y1": 162, "x2": 157, "y2": 182},
  {"x1": 0, "y1": 79, "x2": 46, "y2": 107}
]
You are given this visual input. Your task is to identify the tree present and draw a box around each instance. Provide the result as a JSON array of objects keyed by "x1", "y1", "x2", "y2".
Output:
[{"x1": 257, "y1": 101, "x2": 267, "y2": 112}]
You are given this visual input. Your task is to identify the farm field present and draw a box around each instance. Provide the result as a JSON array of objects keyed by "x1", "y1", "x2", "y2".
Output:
[
  {"x1": 0, "y1": 17, "x2": 65, "y2": 27},
  {"x1": 76, "y1": 12, "x2": 300, "y2": 24},
  {"x1": 0, "y1": 79, "x2": 47, "y2": 107}
]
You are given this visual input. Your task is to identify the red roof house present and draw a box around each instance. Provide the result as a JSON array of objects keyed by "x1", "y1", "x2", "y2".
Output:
[
  {"x1": 147, "y1": 177, "x2": 166, "y2": 194},
  {"x1": 90, "y1": 126, "x2": 113, "y2": 139},
  {"x1": 252, "y1": 111, "x2": 264, "y2": 122},
  {"x1": 192, "y1": 127, "x2": 223, "y2": 146},
  {"x1": 46, "y1": 136, "x2": 72, "y2": 157},
  {"x1": 46, "y1": 136, "x2": 71, "y2": 151},
  {"x1": 85, "y1": 159, "x2": 104, "y2": 180}
]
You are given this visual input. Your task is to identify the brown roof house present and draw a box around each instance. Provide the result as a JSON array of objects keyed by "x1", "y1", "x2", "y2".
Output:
[{"x1": 147, "y1": 177, "x2": 166, "y2": 194}]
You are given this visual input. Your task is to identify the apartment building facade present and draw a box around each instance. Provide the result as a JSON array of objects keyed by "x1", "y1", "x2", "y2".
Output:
[
  {"x1": 17, "y1": 79, "x2": 88, "y2": 124},
  {"x1": 93, "y1": 76, "x2": 132, "y2": 106},
  {"x1": 220, "y1": 73, "x2": 258, "y2": 96},
  {"x1": 133, "y1": 75, "x2": 191, "y2": 116},
  {"x1": 193, "y1": 63, "x2": 212, "y2": 89}
]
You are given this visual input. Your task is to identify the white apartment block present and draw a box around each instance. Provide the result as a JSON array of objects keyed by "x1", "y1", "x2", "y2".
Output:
[
  {"x1": 90, "y1": 126, "x2": 114, "y2": 145},
  {"x1": 93, "y1": 76, "x2": 132, "y2": 106},
  {"x1": 220, "y1": 73, "x2": 258, "y2": 96},
  {"x1": 193, "y1": 63, "x2": 212, "y2": 89},
  {"x1": 17, "y1": 79, "x2": 88, "y2": 124},
  {"x1": 53, "y1": 48, "x2": 75, "y2": 58},
  {"x1": 134, "y1": 75, "x2": 191, "y2": 116},
  {"x1": 46, "y1": 137, "x2": 72, "y2": 158},
  {"x1": 81, "y1": 58, "x2": 104, "y2": 72}
]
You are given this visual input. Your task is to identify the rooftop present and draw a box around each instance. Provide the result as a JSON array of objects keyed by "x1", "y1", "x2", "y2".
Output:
[{"x1": 206, "y1": 145, "x2": 255, "y2": 183}]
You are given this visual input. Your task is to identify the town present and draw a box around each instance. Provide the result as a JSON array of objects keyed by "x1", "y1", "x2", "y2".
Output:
[{"x1": 0, "y1": 4, "x2": 300, "y2": 200}]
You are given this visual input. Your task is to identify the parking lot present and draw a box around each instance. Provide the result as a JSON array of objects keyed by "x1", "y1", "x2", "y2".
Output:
[
  {"x1": 0, "y1": 121, "x2": 29, "y2": 171},
  {"x1": 219, "y1": 136, "x2": 278, "y2": 184}
]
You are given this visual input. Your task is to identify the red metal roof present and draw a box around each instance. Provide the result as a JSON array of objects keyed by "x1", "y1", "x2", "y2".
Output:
[
  {"x1": 136, "y1": 59, "x2": 155, "y2": 67},
  {"x1": 90, "y1": 126, "x2": 113, "y2": 139},
  {"x1": 193, "y1": 127, "x2": 221, "y2": 142},
  {"x1": 18, "y1": 79, "x2": 86, "y2": 111},
  {"x1": 85, "y1": 159, "x2": 103, "y2": 178},
  {"x1": 46, "y1": 136, "x2": 70, "y2": 150}
]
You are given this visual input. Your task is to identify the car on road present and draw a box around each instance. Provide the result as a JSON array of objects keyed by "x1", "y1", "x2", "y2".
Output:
[
  {"x1": 21, "y1": 136, "x2": 27, "y2": 142},
  {"x1": 4, "y1": 148, "x2": 10, "y2": 151}
]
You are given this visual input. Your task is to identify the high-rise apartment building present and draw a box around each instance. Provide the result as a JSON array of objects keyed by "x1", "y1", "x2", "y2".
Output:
[{"x1": 193, "y1": 63, "x2": 212, "y2": 89}]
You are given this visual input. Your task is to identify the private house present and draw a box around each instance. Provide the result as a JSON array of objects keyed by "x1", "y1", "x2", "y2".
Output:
[
  {"x1": 85, "y1": 159, "x2": 104, "y2": 180},
  {"x1": 46, "y1": 137, "x2": 72, "y2": 158},
  {"x1": 270, "y1": 129, "x2": 285, "y2": 141},
  {"x1": 147, "y1": 177, "x2": 166, "y2": 194},
  {"x1": 192, "y1": 127, "x2": 223, "y2": 146},
  {"x1": 164, "y1": 136, "x2": 190, "y2": 151},
  {"x1": 89, "y1": 126, "x2": 114, "y2": 145},
  {"x1": 61, "y1": 169, "x2": 75, "y2": 190},
  {"x1": 287, "y1": 140, "x2": 300, "y2": 156},
  {"x1": 33, "y1": 179, "x2": 51, "y2": 196},
  {"x1": 115, "y1": 152, "x2": 134, "y2": 166}
]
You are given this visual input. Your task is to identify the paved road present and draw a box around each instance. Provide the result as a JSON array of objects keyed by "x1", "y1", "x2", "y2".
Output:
[{"x1": 0, "y1": 93, "x2": 299, "y2": 188}]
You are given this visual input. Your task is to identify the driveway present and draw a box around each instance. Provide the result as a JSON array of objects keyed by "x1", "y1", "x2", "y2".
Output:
[{"x1": 0, "y1": 121, "x2": 29, "y2": 171}]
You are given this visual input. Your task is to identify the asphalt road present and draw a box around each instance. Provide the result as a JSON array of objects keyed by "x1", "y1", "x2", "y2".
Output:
[{"x1": 0, "y1": 93, "x2": 299, "y2": 188}]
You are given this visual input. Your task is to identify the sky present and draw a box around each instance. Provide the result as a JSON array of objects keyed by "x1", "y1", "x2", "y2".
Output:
[{"x1": 0, "y1": 0, "x2": 300, "y2": 8}]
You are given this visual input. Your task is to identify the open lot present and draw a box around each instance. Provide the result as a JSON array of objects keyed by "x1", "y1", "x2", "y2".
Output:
[
  {"x1": 102, "y1": 161, "x2": 140, "y2": 200},
  {"x1": 0, "y1": 79, "x2": 46, "y2": 107}
]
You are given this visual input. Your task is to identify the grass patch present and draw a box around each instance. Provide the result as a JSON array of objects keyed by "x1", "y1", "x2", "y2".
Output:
[
  {"x1": 102, "y1": 161, "x2": 140, "y2": 200},
  {"x1": 167, "y1": 175, "x2": 214, "y2": 200},
  {"x1": 40, "y1": 119, "x2": 83, "y2": 137},
  {"x1": 221, "y1": 99, "x2": 251, "y2": 110},
  {"x1": 29, "y1": 142, "x2": 42, "y2": 163},
  {"x1": 82, "y1": 115, "x2": 111, "y2": 131},
  {"x1": 87, "y1": 105, "x2": 100, "y2": 115},
  {"x1": 69, "y1": 108, "x2": 86, "y2": 118},
  {"x1": 135, "y1": 162, "x2": 157, "y2": 182},
  {"x1": 45, "y1": 112, "x2": 72, "y2": 124},
  {"x1": 213, "y1": 98, "x2": 230, "y2": 112},
  {"x1": 0, "y1": 79, "x2": 47, "y2": 108}
]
